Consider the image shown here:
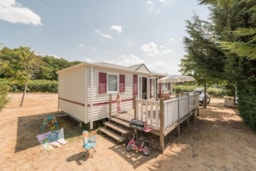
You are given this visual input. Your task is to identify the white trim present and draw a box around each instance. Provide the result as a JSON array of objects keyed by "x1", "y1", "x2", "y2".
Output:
[
  {"x1": 90, "y1": 66, "x2": 94, "y2": 129},
  {"x1": 107, "y1": 72, "x2": 119, "y2": 94}
]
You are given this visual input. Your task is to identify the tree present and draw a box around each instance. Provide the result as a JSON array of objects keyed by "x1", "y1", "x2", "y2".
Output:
[
  {"x1": 0, "y1": 47, "x2": 10, "y2": 111},
  {"x1": 198, "y1": 0, "x2": 256, "y2": 129},
  {"x1": 180, "y1": 15, "x2": 226, "y2": 108},
  {"x1": 0, "y1": 47, "x2": 42, "y2": 106},
  {"x1": 36, "y1": 56, "x2": 81, "y2": 80}
]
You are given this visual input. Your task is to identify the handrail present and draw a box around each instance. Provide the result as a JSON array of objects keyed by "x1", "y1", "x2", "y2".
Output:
[{"x1": 134, "y1": 94, "x2": 199, "y2": 131}]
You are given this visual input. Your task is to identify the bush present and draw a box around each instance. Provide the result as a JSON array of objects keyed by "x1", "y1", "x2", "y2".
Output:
[
  {"x1": 27, "y1": 80, "x2": 58, "y2": 93},
  {"x1": 237, "y1": 77, "x2": 256, "y2": 129},
  {"x1": 173, "y1": 84, "x2": 226, "y2": 97},
  {"x1": 0, "y1": 82, "x2": 10, "y2": 111},
  {"x1": 6, "y1": 79, "x2": 58, "y2": 93}
]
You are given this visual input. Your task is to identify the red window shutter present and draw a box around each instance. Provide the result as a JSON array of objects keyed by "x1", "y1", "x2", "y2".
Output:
[
  {"x1": 119, "y1": 74, "x2": 125, "y2": 92},
  {"x1": 133, "y1": 75, "x2": 138, "y2": 96},
  {"x1": 168, "y1": 83, "x2": 170, "y2": 90},
  {"x1": 99, "y1": 72, "x2": 106, "y2": 94}
]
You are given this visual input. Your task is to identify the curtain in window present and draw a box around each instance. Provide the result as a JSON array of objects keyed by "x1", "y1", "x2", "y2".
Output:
[{"x1": 108, "y1": 75, "x2": 117, "y2": 92}]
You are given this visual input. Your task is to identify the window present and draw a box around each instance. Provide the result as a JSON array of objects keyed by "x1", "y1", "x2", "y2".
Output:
[
  {"x1": 119, "y1": 74, "x2": 125, "y2": 92},
  {"x1": 99, "y1": 72, "x2": 126, "y2": 94},
  {"x1": 108, "y1": 74, "x2": 118, "y2": 93}
]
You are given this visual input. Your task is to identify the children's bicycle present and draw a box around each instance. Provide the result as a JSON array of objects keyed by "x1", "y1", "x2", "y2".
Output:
[{"x1": 126, "y1": 132, "x2": 150, "y2": 156}]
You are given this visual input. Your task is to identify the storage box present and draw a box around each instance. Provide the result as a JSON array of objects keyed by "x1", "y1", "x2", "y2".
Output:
[{"x1": 224, "y1": 96, "x2": 234, "y2": 107}]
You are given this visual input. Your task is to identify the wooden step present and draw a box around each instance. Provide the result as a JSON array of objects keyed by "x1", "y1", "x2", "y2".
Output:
[
  {"x1": 99, "y1": 127, "x2": 125, "y2": 142},
  {"x1": 103, "y1": 122, "x2": 130, "y2": 135},
  {"x1": 109, "y1": 117, "x2": 130, "y2": 128}
]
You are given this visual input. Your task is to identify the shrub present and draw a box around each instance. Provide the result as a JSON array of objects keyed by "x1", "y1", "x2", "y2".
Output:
[
  {"x1": 27, "y1": 80, "x2": 58, "y2": 93},
  {"x1": 0, "y1": 82, "x2": 10, "y2": 111},
  {"x1": 173, "y1": 84, "x2": 226, "y2": 97},
  {"x1": 6, "y1": 79, "x2": 58, "y2": 93},
  {"x1": 237, "y1": 77, "x2": 256, "y2": 129}
]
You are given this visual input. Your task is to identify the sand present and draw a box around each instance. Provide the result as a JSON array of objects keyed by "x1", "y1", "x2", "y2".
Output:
[{"x1": 0, "y1": 93, "x2": 256, "y2": 171}]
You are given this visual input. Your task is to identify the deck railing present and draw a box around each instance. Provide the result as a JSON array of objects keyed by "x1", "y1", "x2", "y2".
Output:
[
  {"x1": 134, "y1": 94, "x2": 199, "y2": 131},
  {"x1": 134, "y1": 99, "x2": 160, "y2": 129}
]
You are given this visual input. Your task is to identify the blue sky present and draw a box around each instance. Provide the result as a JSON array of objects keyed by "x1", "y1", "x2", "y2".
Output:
[{"x1": 0, "y1": 0, "x2": 209, "y2": 74}]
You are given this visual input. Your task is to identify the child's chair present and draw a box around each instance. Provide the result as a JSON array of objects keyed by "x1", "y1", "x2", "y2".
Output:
[{"x1": 82, "y1": 130, "x2": 96, "y2": 158}]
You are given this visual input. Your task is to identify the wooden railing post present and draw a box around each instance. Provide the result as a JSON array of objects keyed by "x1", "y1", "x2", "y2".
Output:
[
  {"x1": 159, "y1": 97, "x2": 165, "y2": 152},
  {"x1": 109, "y1": 94, "x2": 112, "y2": 117},
  {"x1": 133, "y1": 96, "x2": 137, "y2": 119}
]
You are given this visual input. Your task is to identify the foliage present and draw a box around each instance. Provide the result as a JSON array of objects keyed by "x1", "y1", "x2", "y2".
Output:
[
  {"x1": 0, "y1": 47, "x2": 81, "y2": 81},
  {"x1": 197, "y1": 0, "x2": 256, "y2": 129},
  {"x1": 36, "y1": 56, "x2": 81, "y2": 80},
  {"x1": 181, "y1": 15, "x2": 226, "y2": 108},
  {"x1": 2, "y1": 79, "x2": 58, "y2": 93},
  {"x1": 237, "y1": 77, "x2": 256, "y2": 129},
  {"x1": 0, "y1": 82, "x2": 10, "y2": 111},
  {"x1": 0, "y1": 47, "x2": 43, "y2": 106},
  {"x1": 173, "y1": 84, "x2": 226, "y2": 97},
  {"x1": 27, "y1": 80, "x2": 58, "y2": 93}
]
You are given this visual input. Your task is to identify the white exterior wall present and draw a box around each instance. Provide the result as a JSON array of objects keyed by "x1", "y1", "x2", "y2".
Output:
[
  {"x1": 58, "y1": 66, "x2": 88, "y2": 123},
  {"x1": 87, "y1": 67, "x2": 134, "y2": 121}
]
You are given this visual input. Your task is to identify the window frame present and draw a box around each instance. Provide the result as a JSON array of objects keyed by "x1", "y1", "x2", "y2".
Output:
[{"x1": 107, "y1": 73, "x2": 119, "y2": 94}]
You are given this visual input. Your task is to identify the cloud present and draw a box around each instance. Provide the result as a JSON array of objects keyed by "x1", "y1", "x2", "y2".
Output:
[
  {"x1": 101, "y1": 33, "x2": 112, "y2": 39},
  {"x1": 84, "y1": 58, "x2": 95, "y2": 63},
  {"x1": 95, "y1": 29, "x2": 113, "y2": 40},
  {"x1": 146, "y1": 0, "x2": 153, "y2": 5},
  {"x1": 127, "y1": 40, "x2": 133, "y2": 46},
  {"x1": 111, "y1": 25, "x2": 122, "y2": 34},
  {"x1": 140, "y1": 42, "x2": 173, "y2": 56},
  {"x1": 0, "y1": 0, "x2": 41, "y2": 25},
  {"x1": 159, "y1": 45, "x2": 173, "y2": 54},
  {"x1": 118, "y1": 54, "x2": 144, "y2": 66},
  {"x1": 147, "y1": 60, "x2": 181, "y2": 74},
  {"x1": 140, "y1": 42, "x2": 160, "y2": 56},
  {"x1": 168, "y1": 37, "x2": 175, "y2": 42},
  {"x1": 77, "y1": 43, "x2": 84, "y2": 47},
  {"x1": 51, "y1": 54, "x2": 61, "y2": 59},
  {"x1": 145, "y1": 0, "x2": 175, "y2": 14}
]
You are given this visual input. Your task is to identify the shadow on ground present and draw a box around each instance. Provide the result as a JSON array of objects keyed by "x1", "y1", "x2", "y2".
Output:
[
  {"x1": 15, "y1": 113, "x2": 82, "y2": 153},
  {"x1": 66, "y1": 151, "x2": 90, "y2": 165}
]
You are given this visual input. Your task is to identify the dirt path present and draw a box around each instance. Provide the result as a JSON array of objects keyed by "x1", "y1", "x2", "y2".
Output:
[{"x1": 0, "y1": 93, "x2": 256, "y2": 171}]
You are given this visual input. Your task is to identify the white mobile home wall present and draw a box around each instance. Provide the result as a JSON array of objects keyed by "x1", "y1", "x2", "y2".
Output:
[
  {"x1": 58, "y1": 64, "x2": 88, "y2": 123},
  {"x1": 58, "y1": 64, "x2": 135, "y2": 124},
  {"x1": 87, "y1": 66, "x2": 134, "y2": 122}
]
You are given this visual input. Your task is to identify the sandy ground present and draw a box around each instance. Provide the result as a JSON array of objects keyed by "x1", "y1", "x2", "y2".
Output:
[{"x1": 0, "y1": 93, "x2": 256, "y2": 171}]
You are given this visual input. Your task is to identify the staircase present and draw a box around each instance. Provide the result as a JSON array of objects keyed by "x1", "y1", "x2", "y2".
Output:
[{"x1": 99, "y1": 116, "x2": 131, "y2": 143}]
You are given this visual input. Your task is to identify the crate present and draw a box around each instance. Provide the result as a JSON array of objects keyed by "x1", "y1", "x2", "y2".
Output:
[{"x1": 224, "y1": 96, "x2": 234, "y2": 107}]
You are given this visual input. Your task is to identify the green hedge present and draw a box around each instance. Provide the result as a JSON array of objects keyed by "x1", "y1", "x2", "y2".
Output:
[
  {"x1": 0, "y1": 82, "x2": 10, "y2": 111},
  {"x1": 26, "y1": 80, "x2": 58, "y2": 93},
  {"x1": 1, "y1": 79, "x2": 58, "y2": 93},
  {"x1": 237, "y1": 77, "x2": 256, "y2": 129},
  {"x1": 173, "y1": 85, "x2": 226, "y2": 97}
]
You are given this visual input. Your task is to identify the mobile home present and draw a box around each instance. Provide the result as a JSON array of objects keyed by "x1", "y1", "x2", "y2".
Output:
[{"x1": 57, "y1": 62, "x2": 165, "y2": 128}]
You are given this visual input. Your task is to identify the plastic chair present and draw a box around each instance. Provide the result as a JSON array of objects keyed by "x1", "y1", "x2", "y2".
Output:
[{"x1": 82, "y1": 130, "x2": 96, "y2": 158}]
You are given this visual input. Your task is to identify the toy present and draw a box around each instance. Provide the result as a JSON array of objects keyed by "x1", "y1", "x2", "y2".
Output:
[
  {"x1": 40, "y1": 116, "x2": 59, "y2": 132},
  {"x1": 126, "y1": 132, "x2": 150, "y2": 156}
]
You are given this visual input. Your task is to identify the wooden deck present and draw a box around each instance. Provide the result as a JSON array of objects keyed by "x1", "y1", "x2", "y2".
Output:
[{"x1": 118, "y1": 94, "x2": 199, "y2": 152}]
